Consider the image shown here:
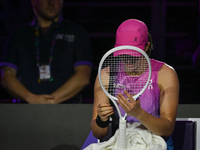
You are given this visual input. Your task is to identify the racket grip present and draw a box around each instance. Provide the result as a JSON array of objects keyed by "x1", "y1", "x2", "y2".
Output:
[{"x1": 118, "y1": 119, "x2": 126, "y2": 150}]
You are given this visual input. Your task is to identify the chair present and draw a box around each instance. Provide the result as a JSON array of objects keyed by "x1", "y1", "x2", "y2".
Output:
[{"x1": 172, "y1": 120, "x2": 196, "y2": 150}]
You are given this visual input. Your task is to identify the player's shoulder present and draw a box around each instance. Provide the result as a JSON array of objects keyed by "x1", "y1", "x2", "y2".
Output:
[
  {"x1": 161, "y1": 63, "x2": 176, "y2": 73},
  {"x1": 159, "y1": 63, "x2": 178, "y2": 82},
  {"x1": 150, "y1": 59, "x2": 175, "y2": 73},
  {"x1": 157, "y1": 63, "x2": 179, "y2": 90}
]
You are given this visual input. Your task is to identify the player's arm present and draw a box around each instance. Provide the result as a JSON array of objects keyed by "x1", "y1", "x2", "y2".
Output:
[
  {"x1": 91, "y1": 76, "x2": 114, "y2": 139},
  {"x1": 157, "y1": 64, "x2": 179, "y2": 137},
  {"x1": 1, "y1": 66, "x2": 54, "y2": 104},
  {"x1": 117, "y1": 64, "x2": 179, "y2": 137},
  {"x1": 136, "y1": 64, "x2": 179, "y2": 137},
  {"x1": 50, "y1": 65, "x2": 92, "y2": 103}
]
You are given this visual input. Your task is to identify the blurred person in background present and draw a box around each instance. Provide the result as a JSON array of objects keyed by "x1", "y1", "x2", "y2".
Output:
[{"x1": 0, "y1": 0, "x2": 93, "y2": 104}]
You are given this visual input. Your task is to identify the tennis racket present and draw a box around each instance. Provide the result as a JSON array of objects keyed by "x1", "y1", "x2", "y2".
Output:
[{"x1": 98, "y1": 45, "x2": 152, "y2": 150}]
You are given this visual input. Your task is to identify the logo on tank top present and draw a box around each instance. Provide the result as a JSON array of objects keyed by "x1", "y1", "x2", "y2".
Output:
[
  {"x1": 113, "y1": 83, "x2": 126, "y2": 89},
  {"x1": 148, "y1": 79, "x2": 153, "y2": 89}
]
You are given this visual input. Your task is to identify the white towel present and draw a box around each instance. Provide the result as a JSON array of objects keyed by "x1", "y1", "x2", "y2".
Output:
[{"x1": 84, "y1": 122, "x2": 167, "y2": 150}]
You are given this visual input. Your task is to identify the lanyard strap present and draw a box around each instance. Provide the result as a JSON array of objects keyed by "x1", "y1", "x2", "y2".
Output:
[{"x1": 35, "y1": 26, "x2": 59, "y2": 68}]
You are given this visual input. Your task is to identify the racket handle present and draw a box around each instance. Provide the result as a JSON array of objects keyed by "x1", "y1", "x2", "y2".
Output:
[{"x1": 118, "y1": 119, "x2": 126, "y2": 150}]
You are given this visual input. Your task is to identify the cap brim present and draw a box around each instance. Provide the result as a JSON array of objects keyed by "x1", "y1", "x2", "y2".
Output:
[
  {"x1": 113, "y1": 49, "x2": 142, "y2": 57},
  {"x1": 113, "y1": 44, "x2": 145, "y2": 57}
]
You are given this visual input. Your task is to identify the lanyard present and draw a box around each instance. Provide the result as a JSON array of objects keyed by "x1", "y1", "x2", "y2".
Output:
[
  {"x1": 35, "y1": 25, "x2": 59, "y2": 68},
  {"x1": 35, "y1": 25, "x2": 59, "y2": 82}
]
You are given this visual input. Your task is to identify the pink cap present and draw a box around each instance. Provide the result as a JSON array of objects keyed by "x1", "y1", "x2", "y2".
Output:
[{"x1": 113, "y1": 19, "x2": 148, "y2": 57}]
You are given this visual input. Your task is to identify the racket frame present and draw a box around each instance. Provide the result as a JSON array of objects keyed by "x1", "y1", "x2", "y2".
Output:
[
  {"x1": 98, "y1": 45, "x2": 152, "y2": 103},
  {"x1": 98, "y1": 45, "x2": 152, "y2": 149}
]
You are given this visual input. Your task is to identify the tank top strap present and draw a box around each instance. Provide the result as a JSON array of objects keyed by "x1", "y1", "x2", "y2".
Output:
[{"x1": 150, "y1": 59, "x2": 165, "y2": 72}]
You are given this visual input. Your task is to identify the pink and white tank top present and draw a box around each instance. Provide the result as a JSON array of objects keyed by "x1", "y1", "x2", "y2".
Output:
[{"x1": 115, "y1": 59, "x2": 165, "y2": 123}]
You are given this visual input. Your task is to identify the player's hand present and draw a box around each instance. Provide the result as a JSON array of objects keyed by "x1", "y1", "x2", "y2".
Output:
[
  {"x1": 27, "y1": 94, "x2": 55, "y2": 104},
  {"x1": 117, "y1": 90, "x2": 143, "y2": 118},
  {"x1": 97, "y1": 103, "x2": 114, "y2": 122}
]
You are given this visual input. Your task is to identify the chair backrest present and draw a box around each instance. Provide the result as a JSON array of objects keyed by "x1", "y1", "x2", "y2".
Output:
[{"x1": 172, "y1": 121, "x2": 196, "y2": 150}]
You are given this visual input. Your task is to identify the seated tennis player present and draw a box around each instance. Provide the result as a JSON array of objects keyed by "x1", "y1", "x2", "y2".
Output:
[{"x1": 90, "y1": 19, "x2": 179, "y2": 150}]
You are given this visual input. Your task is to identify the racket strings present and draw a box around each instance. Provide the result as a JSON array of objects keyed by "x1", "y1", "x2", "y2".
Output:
[{"x1": 100, "y1": 50, "x2": 150, "y2": 98}]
